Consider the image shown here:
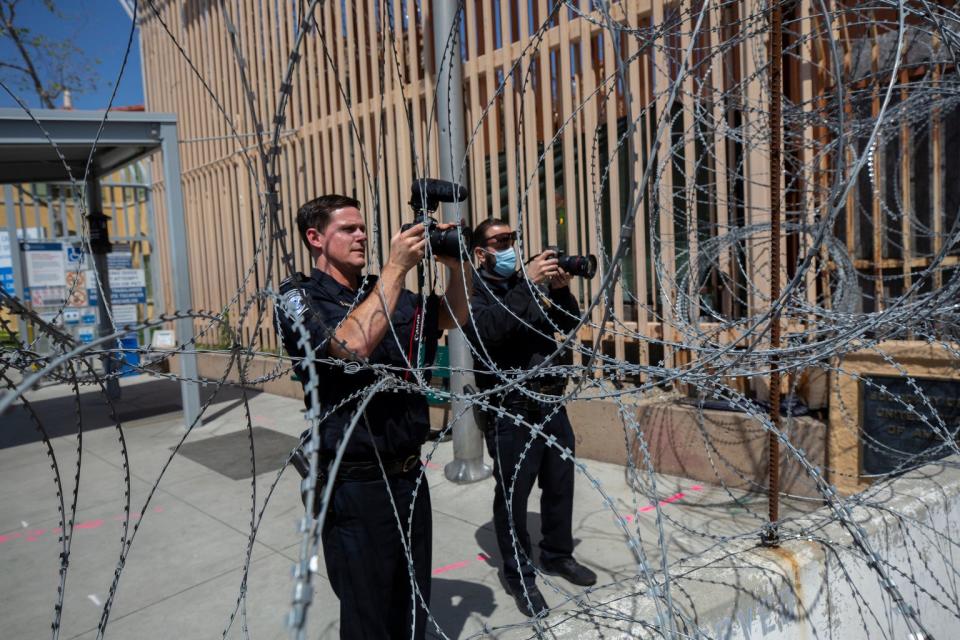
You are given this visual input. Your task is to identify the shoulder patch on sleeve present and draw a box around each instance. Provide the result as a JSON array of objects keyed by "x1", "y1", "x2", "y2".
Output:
[
  {"x1": 281, "y1": 288, "x2": 309, "y2": 321},
  {"x1": 279, "y1": 272, "x2": 308, "y2": 293}
]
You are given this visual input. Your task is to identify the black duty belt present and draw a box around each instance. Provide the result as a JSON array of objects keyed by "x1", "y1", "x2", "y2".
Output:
[
  {"x1": 533, "y1": 379, "x2": 567, "y2": 396},
  {"x1": 323, "y1": 453, "x2": 421, "y2": 481}
]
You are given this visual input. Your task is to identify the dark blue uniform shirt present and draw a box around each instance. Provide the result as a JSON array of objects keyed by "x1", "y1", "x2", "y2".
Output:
[
  {"x1": 277, "y1": 268, "x2": 441, "y2": 461},
  {"x1": 465, "y1": 268, "x2": 581, "y2": 393}
]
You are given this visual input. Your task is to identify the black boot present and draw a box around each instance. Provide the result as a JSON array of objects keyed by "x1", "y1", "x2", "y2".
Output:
[
  {"x1": 539, "y1": 556, "x2": 597, "y2": 586},
  {"x1": 505, "y1": 581, "x2": 549, "y2": 618}
]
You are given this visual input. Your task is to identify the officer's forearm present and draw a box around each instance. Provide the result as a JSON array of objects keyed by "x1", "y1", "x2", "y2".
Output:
[
  {"x1": 330, "y1": 264, "x2": 406, "y2": 360},
  {"x1": 439, "y1": 264, "x2": 471, "y2": 329}
]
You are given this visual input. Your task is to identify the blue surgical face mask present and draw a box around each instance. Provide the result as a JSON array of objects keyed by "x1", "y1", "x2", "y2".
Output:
[{"x1": 491, "y1": 247, "x2": 517, "y2": 277}]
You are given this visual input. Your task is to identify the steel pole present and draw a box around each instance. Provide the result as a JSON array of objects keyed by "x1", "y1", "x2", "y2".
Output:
[
  {"x1": 159, "y1": 122, "x2": 202, "y2": 429},
  {"x1": 431, "y1": 2, "x2": 490, "y2": 484},
  {"x1": 87, "y1": 175, "x2": 122, "y2": 400},
  {"x1": 763, "y1": 0, "x2": 783, "y2": 547}
]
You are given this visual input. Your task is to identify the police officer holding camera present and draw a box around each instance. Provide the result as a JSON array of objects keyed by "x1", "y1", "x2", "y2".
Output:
[
  {"x1": 276, "y1": 192, "x2": 470, "y2": 639},
  {"x1": 465, "y1": 218, "x2": 597, "y2": 618}
]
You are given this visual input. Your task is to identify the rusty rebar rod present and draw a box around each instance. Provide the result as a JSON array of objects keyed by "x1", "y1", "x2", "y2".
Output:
[{"x1": 763, "y1": 0, "x2": 784, "y2": 547}]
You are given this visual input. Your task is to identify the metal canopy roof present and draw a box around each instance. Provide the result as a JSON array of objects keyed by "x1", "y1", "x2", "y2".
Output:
[
  {"x1": 0, "y1": 107, "x2": 201, "y2": 428},
  {"x1": 0, "y1": 108, "x2": 176, "y2": 183}
]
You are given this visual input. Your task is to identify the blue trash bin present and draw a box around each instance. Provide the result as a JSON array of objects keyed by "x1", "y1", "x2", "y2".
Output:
[{"x1": 118, "y1": 335, "x2": 140, "y2": 377}]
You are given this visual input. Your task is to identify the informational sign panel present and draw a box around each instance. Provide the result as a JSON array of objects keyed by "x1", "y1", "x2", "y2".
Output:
[
  {"x1": 861, "y1": 374, "x2": 960, "y2": 474},
  {"x1": 108, "y1": 248, "x2": 133, "y2": 269},
  {"x1": 23, "y1": 242, "x2": 66, "y2": 289},
  {"x1": 85, "y1": 270, "x2": 101, "y2": 305},
  {"x1": 64, "y1": 245, "x2": 87, "y2": 268},
  {"x1": 30, "y1": 287, "x2": 67, "y2": 307},
  {"x1": 85, "y1": 268, "x2": 147, "y2": 305},
  {"x1": 109, "y1": 268, "x2": 146, "y2": 290},
  {"x1": 112, "y1": 304, "x2": 138, "y2": 326},
  {"x1": 86, "y1": 268, "x2": 147, "y2": 304},
  {"x1": 0, "y1": 231, "x2": 13, "y2": 293},
  {"x1": 64, "y1": 271, "x2": 89, "y2": 307},
  {"x1": 152, "y1": 330, "x2": 176, "y2": 349}
]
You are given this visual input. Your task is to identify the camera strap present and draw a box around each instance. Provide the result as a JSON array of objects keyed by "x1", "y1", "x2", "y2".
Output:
[{"x1": 404, "y1": 304, "x2": 424, "y2": 382}]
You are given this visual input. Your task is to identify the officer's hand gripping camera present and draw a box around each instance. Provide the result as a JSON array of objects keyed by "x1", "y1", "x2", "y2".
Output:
[
  {"x1": 402, "y1": 178, "x2": 473, "y2": 259},
  {"x1": 544, "y1": 246, "x2": 598, "y2": 279}
]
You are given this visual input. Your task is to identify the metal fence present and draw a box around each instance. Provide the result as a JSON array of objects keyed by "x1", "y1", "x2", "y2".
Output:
[{"x1": 139, "y1": 0, "x2": 960, "y2": 368}]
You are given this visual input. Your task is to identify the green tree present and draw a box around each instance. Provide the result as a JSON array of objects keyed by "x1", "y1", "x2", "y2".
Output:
[{"x1": 0, "y1": 0, "x2": 99, "y2": 108}]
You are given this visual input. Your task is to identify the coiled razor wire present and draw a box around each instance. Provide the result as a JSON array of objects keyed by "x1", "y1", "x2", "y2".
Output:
[{"x1": 1, "y1": 0, "x2": 960, "y2": 638}]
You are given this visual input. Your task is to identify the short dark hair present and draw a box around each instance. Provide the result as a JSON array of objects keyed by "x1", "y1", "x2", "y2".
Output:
[
  {"x1": 471, "y1": 217, "x2": 511, "y2": 249},
  {"x1": 296, "y1": 194, "x2": 360, "y2": 248}
]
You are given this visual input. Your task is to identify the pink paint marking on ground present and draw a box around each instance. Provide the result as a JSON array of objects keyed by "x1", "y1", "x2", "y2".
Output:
[
  {"x1": 659, "y1": 492, "x2": 685, "y2": 505},
  {"x1": 420, "y1": 459, "x2": 442, "y2": 471},
  {"x1": 113, "y1": 512, "x2": 143, "y2": 521},
  {"x1": 432, "y1": 560, "x2": 471, "y2": 576},
  {"x1": 623, "y1": 486, "x2": 702, "y2": 520},
  {"x1": 431, "y1": 551, "x2": 492, "y2": 576},
  {"x1": 3, "y1": 508, "x2": 165, "y2": 549},
  {"x1": 0, "y1": 532, "x2": 22, "y2": 545}
]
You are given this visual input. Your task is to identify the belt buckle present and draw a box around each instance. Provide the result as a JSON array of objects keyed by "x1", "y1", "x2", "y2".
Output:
[{"x1": 401, "y1": 454, "x2": 419, "y2": 473}]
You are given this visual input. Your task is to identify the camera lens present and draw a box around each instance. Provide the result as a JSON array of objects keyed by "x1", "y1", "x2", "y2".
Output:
[
  {"x1": 558, "y1": 254, "x2": 597, "y2": 279},
  {"x1": 430, "y1": 225, "x2": 472, "y2": 259}
]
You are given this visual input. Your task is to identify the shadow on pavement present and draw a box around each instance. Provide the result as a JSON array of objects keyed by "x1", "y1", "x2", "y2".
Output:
[
  {"x1": 0, "y1": 377, "x2": 260, "y2": 449},
  {"x1": 428, "y1": 577, "x2": 496, "y2": 639}
]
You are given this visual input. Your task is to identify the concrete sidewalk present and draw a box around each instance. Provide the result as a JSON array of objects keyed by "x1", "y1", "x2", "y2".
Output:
[{"x1": 1, "y1": 376, "x2": 795, "y2": 639}]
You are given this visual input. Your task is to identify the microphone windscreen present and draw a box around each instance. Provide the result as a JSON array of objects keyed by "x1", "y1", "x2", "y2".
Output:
[{"x1": 412, "y1": 178, "x2": 469, "y2": 203}]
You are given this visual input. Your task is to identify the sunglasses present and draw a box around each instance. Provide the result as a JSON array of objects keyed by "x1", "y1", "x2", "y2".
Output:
[{"x1": 483, "y1": 232, "x2": 515, "y2": 249}]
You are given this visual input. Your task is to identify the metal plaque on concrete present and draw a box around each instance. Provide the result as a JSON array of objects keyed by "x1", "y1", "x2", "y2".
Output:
[{"x1": 861, "y1": 374, "x2": 960, "y2": 475}]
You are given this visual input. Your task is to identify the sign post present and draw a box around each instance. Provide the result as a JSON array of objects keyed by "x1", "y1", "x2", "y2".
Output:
[
  {"x1": 86, "y1": 175, "x2": 121, "y2": 400},
  {"x1": 2, "y1": 185, "x2": 27, "y2": 342}
]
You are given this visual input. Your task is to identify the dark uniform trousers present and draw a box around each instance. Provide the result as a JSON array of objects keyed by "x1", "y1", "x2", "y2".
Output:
[
  {"x1": 484, "y1": 404, "x2": 576, "y2": 589},
  {"x1": 321, "y1": 466, "x2": 432, "y2": 639}
]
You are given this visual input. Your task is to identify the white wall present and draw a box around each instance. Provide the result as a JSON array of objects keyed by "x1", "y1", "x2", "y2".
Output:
[{"x1": 555, "y1": 457, "x2": 960, "y2": 639}]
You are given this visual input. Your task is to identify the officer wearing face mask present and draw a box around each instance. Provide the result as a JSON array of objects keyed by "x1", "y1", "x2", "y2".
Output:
[{"x1": 464, "y1": 217, "x2": 597, "y2": 619}]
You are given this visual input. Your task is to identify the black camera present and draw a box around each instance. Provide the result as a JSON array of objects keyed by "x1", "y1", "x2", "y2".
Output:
[
  {"x1": 402, "y1": 178, "x2": 473, "y2": 259},
  {"x1": 544, "y1": 246, "x2": 598, "y2": 279}
]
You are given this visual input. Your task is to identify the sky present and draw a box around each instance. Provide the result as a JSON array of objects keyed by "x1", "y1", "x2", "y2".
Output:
[{"x1": 0, "y1": 0, "x2": 143, "y2": 110}]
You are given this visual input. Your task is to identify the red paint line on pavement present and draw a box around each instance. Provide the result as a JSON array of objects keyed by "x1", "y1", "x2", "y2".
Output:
[
  {"x1": 623, "y1": 485, "x2": 704, "y2": 523},
  {"x1": 2, "y1": 507, "x2": 165, "y2": 548},
  {"x1": 432, "y1": 560, "x2": 471, "y2": 576},
  {"x1": 431, "y1": 551, "x2": 492, "y2": 576}
]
